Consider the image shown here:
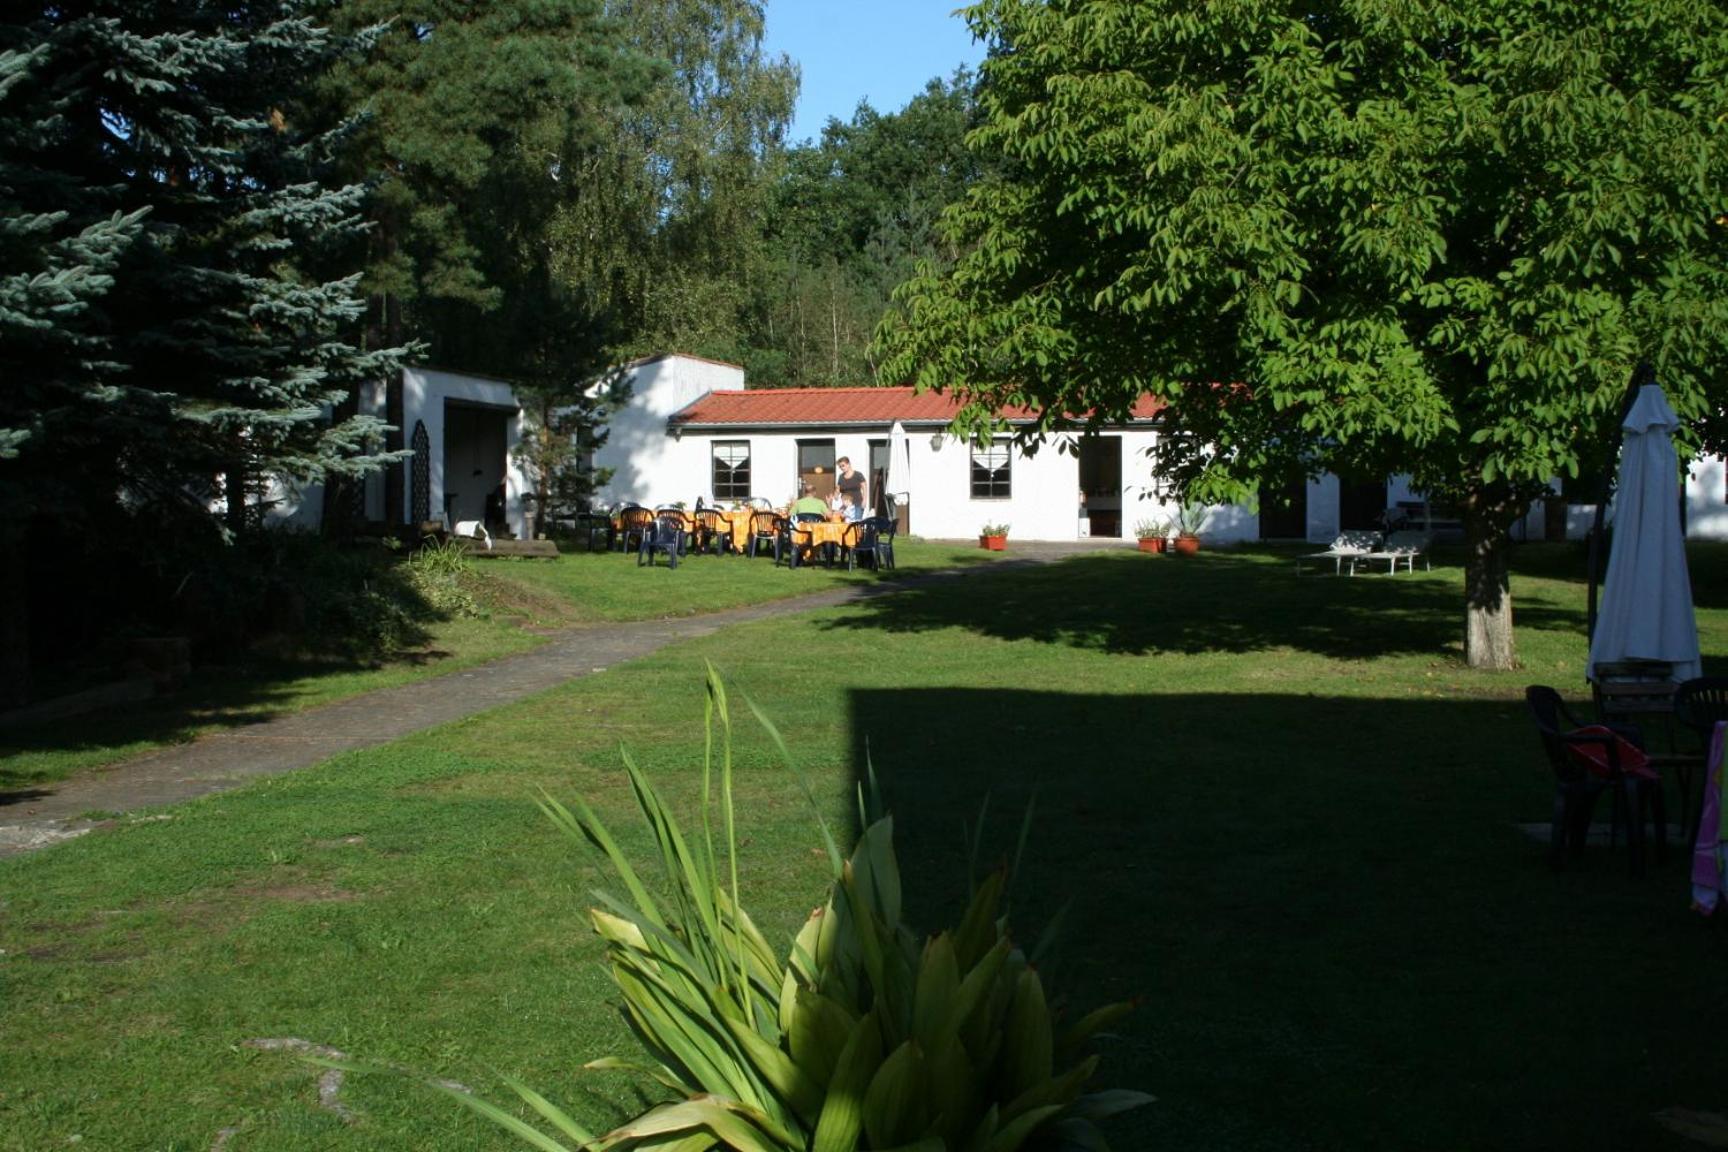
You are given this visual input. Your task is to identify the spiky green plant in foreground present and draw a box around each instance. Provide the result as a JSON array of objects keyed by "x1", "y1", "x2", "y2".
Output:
[{"x1": 445, "y1": 664, "x2": 1152, "y2": 1151}]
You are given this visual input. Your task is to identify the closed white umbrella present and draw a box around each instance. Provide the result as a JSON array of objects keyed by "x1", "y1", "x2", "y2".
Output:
[
  {"x1": 1587, "y1": 383, "x2": 1701, "y2": 682},
  {"x1": 887, "y1": 420, "x2": 912, "y2": 515}
]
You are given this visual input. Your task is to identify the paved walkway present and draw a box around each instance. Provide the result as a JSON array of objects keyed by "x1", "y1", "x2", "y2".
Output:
[{"x1": 0, "y1": 543, "x2": 1123, "y2": 857}]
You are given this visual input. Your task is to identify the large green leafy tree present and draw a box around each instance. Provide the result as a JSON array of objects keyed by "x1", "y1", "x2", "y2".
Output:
[
  {"x1": 879, "y1": 0, "x2": 1728, "y2": 668},
  {"x1": 0, "y1": 2, "x2": 403, "y2": 703}
]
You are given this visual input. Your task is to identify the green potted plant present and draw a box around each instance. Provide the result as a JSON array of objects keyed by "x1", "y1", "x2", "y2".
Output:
[
  {"x1": 979, "y1": 521, "x2": 1010, "y2": 550},
  {"x1": 1134, "y1": 517, "x2": 1170, "y2": 554},
  {"x1": 1173, "y1": 503, "x2": 1206, "y2": 554}
]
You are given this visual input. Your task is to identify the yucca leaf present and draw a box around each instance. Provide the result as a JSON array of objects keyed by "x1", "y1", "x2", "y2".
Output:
[
  {"x1": 744, "y1": 693, "x2": 843, "y2": 877},
  {"x1": 609, "y1": 1095, "x2": 791, "y2": 1152},
  {"x1": 536, "y1": 789, "x2": 663, "y2": 927},
  {"x1": 1008, "y1": 793, "x2": 1037, "y2": 899},
  {"x1": 1001, "y1": 969, "x2": 1053, "y2": 1100},
  {"x1": 1027, "y1": 901, "x2": 1070, "y2": 969},
  {"x1": 978, "y1": 1103, "x2": 1062, "y2": 1152},
  {"x1": 950, "y1": 938, "x2": 1010, "y2": 1042},
  {"x1": 999, "y1": 1054, "x2": 1097, "y2": 1121},
  {"x1": 719, "y1": 1013, "x2": 825, "y2": 1126},
  {"x1": 1064, "y1": 1088, "x2": 1157, "y2": 1121},
  {"x1": 963, "y1": 793, "x2": 991, "y2": 899},
  {"x1": 912, "y1": 934, "x2": 961, "y2": 1050},
  {"x1": 862, "y1": 1039, "x2": 927, "y2": 1149},
  {"x1": 1054, "y1": 1002, "x2": 1136, "y2": 1060},
  {"x1": 953, "y1": 868, "x2": 1005, "y2": 971},
  {"x1": 853, "y1": 816, "x2": 902, "y2": 931},
  {"x1": 810, "y1": 1008, "x2": 884, "y2": 1152},
  {"x1": 581, "y1": 1055, "x2": 686, "y2": 1097},
  {"x1": 787, "y1": 985, "x2": 860, "y2": 1091},
  {"x1": 501, "y1": 1074, "x2": 601, "y2": 1147},
  {"x1": 924, "y1": 1032, "x2": 978, "y2": 1146},
  {"x1": 429, "y1": 1077, "x2": 580, "y2": 1152}
]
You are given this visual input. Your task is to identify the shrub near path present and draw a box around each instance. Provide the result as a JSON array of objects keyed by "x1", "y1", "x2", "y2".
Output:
[{"x1": 1, "y1": 544, "x2": 1724, "y2": 1150}]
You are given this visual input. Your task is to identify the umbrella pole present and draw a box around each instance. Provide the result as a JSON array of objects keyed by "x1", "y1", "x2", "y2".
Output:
[{"x1": 1585, "y1": 363, "x2": 1655, "y2": 653}]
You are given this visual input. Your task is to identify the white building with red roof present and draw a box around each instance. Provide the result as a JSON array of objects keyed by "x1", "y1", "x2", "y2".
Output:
[{"x1": 591, "y1": 354, "x2": 1249, "y2": 542}]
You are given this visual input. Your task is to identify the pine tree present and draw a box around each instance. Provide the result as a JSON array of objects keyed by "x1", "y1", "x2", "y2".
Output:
[{"x1": 0, "y1": 3, "x2": 406, "y2": 703}]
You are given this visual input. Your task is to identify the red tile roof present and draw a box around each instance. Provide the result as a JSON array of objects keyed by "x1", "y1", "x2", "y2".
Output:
[{"x1": 668, "y1": 386, "x2": 1163, "y2": 428}]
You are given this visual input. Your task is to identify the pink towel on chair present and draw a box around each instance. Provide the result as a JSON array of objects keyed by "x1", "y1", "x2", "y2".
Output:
[
  {"x1": 1692, "y1": 723, "x2": 1728, "y2": 915},
  {"x1": 1563, "y1": 726, "x2": 1658, "y2": 780}
]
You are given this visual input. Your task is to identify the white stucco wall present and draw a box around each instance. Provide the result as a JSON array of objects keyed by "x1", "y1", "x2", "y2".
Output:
[
  {"x1": 397, "y1": 366, "x2": 529, "y2": 538},
  {"x1": 1687, "y1": 454, "x2": 1728, "y2": 540},
  {"x1": 592, "y1": 357, "x2": 747, "y2": 507}
]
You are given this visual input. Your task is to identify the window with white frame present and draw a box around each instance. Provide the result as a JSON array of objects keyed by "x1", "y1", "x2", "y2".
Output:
[
  {"x1": 712, "y1": 441, "x2": 751, "y2": 499},
  {"x1": 970, "y1": 440, "x2": 1011, "y2": 498}
]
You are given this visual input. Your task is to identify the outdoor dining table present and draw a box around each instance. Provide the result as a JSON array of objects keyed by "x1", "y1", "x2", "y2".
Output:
[
  {"x1": 715, "y1": 507, "x2": 754, "y2": 553},
  {"x1": 791, "y1": 518, "x2": 849, "y2": 564}
]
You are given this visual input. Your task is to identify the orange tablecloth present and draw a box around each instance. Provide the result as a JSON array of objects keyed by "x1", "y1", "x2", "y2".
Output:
[
  {"x1": 793, "y1": 520, "x2": 849, "y2": 555},
  {"x1": 716, "y1": 508, "x2": 755, "y2": 553}
]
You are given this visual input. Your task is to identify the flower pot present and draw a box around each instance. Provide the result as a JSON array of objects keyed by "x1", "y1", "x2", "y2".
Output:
[
  {"x1": 1137, "y1": 536, "x2": 1166, "y2": 554},
  {"x1": 980, "y1": 534, "x2": 1008, "y2": 551},
  {"x1": 1173, "y1": 535, "x2": 1201, "y2": 555}
]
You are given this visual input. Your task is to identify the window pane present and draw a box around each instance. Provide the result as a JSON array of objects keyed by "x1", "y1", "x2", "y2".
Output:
[
  {"x1": 970, "y1": 442, "x2": 1011, "y2": 498},
  {"x1": 712, "y1": 441, "x2": 751, "y2": 499}
]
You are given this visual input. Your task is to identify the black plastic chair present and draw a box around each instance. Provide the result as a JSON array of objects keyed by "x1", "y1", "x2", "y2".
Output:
[
  {"x1": 1672, "y1": 677, "x2": 1728, "y2": 840},
  {"x1": 860, "y1": 515, "x2": 896, "y2": 571},
  {"x1": 693, "y1": 509, "x2": 727, "y2": 556},
  {"x1": 576, "y1": 512, "x2": 612, "y2": 553},
  {"x1": 1526, "y1": 686, "x2": 1666, "y2": 874},
  {"x1": 638, "y1": 514, "x2": 683, "y2": 569},
  {"x1": 845, "y1": 520, "x2": 884, "y2": 571},
  {"x1": 616, "y1": 506, "x2": 654, "y2": 554},
  {"x1": 748, "y1": 512, "x2": 784, "y2": 560}
]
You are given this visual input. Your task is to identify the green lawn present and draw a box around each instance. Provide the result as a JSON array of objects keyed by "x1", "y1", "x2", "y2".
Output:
[
  {"x1": 494, "y1": 536, "x2": 1003, "y2": 623},
  {"x1": 1, "y1": 543, "x2": 1724, "y2": 1151},
  {"x1": 0, "y1": 539, "x2": 996, "y2": 791}
]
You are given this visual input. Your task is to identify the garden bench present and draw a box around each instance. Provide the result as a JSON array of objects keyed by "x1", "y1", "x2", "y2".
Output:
[{"x1": 1296, "y1": 530, "x2": 1382, "y2": 576}]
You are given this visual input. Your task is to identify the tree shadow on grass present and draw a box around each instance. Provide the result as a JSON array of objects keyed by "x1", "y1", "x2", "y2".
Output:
[
  {"x1": 844, "y1": 686, "x2": 1718, "y2": 1152},
  {"x1": 826, "y1": 548, "x2": 1473, "y2": 659}
]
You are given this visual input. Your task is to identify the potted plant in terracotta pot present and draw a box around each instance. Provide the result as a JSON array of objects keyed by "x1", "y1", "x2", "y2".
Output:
[
  {"x1": 1173, "y1": 503, "x2": 1206, "y2": 554},
  {"x1": 979, "y1": 521, "x2": 1010, "y2": 550},
  {"x1": 1134, "y1": 518, "x2": 1170, "y2": 554}
]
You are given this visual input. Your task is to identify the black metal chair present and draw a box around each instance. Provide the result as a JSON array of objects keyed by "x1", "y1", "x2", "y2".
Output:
[
  {"x1": 1526, "y1": 685, "x2": 1666, "y2": 875},
  {"x1": 1672, "y1": 677, "x2": 1728, "y2": 840},
  {"x1": 638, "y1": 513, "x2": 683, "y2": 569}
]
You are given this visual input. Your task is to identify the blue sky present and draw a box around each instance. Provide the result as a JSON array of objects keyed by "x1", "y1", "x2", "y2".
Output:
[{"x1": 762, "y1": 1, "x2": 986, "y2": 144}]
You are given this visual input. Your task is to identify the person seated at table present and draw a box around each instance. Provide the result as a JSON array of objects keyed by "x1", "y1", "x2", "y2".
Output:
[
  {"x1": 836, "y1": 456, "x2": 867, "y2": 522},
  {"x1": 791, "y1": 481, "x2": 826, "y2": 518}
]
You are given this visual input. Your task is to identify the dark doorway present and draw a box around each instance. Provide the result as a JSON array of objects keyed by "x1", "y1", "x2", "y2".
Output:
[
  {"x1": 798, "y1": 439, "x2": 836, "y2": 502},
  {"x1": 443, "y1": 401, "x2": 510, "y2": 532},
  {"x1": 1078, "y1": 436, "x2": 1122, "y2": 538},
  {"x1": 1259, "y1": 476, "x2": 1307, "y2": 539},
  {"x1": 1338, "y1": 477, "x2": 1388, "y2": 531},
  {"x1": 869, "y1": 439, "x2": 889, "y2": 515}
]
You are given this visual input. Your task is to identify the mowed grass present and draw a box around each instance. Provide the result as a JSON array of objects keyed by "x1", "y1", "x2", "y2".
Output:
[
  {"x1": 2, "y1": 543, "x2": 1726, "y2": 1151},
  {"x1": 0, "y1": 538, "x2": 995, "y2": 791},
  {"x1": 495, "y1": 536, "x2": 1004, "y2": 622}
]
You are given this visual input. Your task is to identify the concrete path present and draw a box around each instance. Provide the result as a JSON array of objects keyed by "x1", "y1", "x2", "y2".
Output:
[{"x1": 0, "y1": 543, "x2": 1123, "y2": 857}]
